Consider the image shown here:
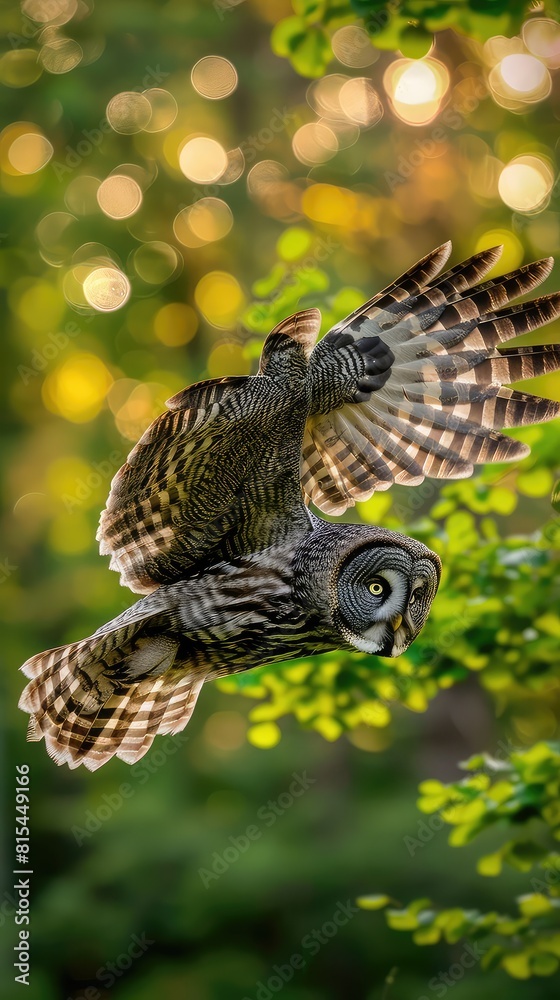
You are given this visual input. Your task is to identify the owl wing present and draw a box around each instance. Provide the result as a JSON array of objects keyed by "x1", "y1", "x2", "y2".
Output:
[
  {"x1": 98, "y1": 308, "x2": 322, "y2": 595},
  {"x1": 98, "y1": 375, "x2": 252, "y2": 593},
  {"x1": 303, "y1": 242, "x2": 560, "y2": 513}
]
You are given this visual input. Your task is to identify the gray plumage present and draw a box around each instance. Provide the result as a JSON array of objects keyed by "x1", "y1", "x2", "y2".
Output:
[{"x1": 19, "y1": 242, "x2": 560, "y2": 768}]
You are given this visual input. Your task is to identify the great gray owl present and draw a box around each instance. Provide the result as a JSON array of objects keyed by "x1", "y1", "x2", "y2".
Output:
[{"x1": 19, "y1": 242, "x2": 560, "y2": 769}]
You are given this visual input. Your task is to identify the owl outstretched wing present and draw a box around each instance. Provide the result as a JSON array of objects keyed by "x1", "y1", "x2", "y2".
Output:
[
  {"x1": 303, "y1": 242, "x2": 560, "y2": 513},
  {"x1": 98, "y1": 375, "x2": 250, "y2": 593},
  {"x1": 19, "y1": 592, "x2": 205, "y2": 770},
  {"x1": 98, "y1": 309, "x2": 321, "y2": 594}
]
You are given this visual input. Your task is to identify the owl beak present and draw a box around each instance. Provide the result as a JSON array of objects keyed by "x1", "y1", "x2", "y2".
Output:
[{"x1": 389, "y1": 613, "x2": 403, "y2": 633}]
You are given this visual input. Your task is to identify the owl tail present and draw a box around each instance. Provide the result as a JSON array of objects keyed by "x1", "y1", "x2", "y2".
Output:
[{"x1": 19, "y1": 632, "x2": 204, "y2": 771}]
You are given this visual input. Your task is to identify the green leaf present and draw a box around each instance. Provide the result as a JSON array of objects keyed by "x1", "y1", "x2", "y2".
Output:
[
  {"x1": 276, "y1": 228, "x2": 313, "y2": 262},
  {"x1": 552, "y1": 480, "x2": 560, "y2": 514},
  {"x1": 398, "y1": 26, "x2": 433, "y2": 58},
  {"x1": 481, "y1": 944, "x2": 505, "y2": 971},
  {"x1": 477, "y1": 851, "x2": 503, "y2": 877},
  {"x1": 386, "y1": 907, "x2": 420, "y2": 930},
  {"x1": 531, "y1": 952, "x2": 559, "y2": 976},
  {"x1": 502, "y1": 951, "x2": 532, "y2": 980},
  {"x1": 356, "y1": 893, "x2": 391, "y2": 910},
  {"x1": 272, "y1": 19, "x2": 332, "y2": 77},
  {"x1": 413, "y1": 925, "x2": 441, "y2": 944},
  {"x1": 517, "y1": 893, "x2": 554, "y2": 918},
  {"x1": 270, "y1": 16, "x2": 307, "y2": 57}
]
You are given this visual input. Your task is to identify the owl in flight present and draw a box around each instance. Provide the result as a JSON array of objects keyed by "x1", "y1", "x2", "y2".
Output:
[{"x1": 19, "y1": 242, "x2": 560, "y2": 769}]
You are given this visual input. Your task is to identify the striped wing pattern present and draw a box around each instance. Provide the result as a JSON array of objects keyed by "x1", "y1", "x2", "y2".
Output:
[
  {"x1": 19, "y1": 611, "x2": 206, "y2": 770},
  {"x1": 97, "y1": 375, "x2": 252, "y2": 594},
  {"x1": 302, "y1": 243, "x2": 560, "y2": 514},
  {"x1": 97, "y1": 307, "x2": 323, "y2": 596}
]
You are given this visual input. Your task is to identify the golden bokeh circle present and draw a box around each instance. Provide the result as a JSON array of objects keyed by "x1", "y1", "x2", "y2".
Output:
[{"x1": 191, "y1": 56, "x2": 238, "y2": 99}]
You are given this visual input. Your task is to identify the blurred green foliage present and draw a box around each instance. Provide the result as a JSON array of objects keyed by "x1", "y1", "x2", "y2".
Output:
[
  {"x1": 271, "y1": 0, "x2": 560, "y2": 76},
  {"x1": 361, "y1": 742, "x2": 560, "y2": 979}
]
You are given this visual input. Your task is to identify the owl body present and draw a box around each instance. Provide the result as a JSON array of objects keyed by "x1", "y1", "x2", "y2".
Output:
[
  {"x1": 20, "y1": 520, "x2": 439, "y2": 769},
  {"x1": 19, "y1": 242, "x2": 560, "y2": 768}
]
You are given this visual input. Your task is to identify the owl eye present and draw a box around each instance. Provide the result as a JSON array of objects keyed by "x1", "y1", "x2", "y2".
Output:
[{"x1": 368, "y1": 579, "x2": 385, "y2": 597}]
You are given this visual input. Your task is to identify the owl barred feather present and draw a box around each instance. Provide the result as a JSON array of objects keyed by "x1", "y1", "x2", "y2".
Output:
[{"x1": 19, "y1": 243, "x2": 560, "y2": 768}]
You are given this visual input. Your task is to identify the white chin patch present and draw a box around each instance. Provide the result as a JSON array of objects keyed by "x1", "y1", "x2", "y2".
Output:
[
  {"x1": 389, "y1": 626, "x2": 410, "y2": 658},
  {"x1": 343, "y1": 622, "x2": 387, "y2": 654}
]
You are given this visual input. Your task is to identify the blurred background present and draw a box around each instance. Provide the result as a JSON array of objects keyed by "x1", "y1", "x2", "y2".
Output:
[{"x1": 1, "y1": 0, "x2": 560, "y2": 997}]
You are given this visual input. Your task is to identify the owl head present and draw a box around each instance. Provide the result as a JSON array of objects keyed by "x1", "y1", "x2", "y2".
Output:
[{"x1": 294, "y1": 522, "x2": 441, "y2": 658}]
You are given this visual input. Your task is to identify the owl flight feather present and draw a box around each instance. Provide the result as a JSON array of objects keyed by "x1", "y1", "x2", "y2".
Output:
[{"x1": 19, "y1": 243, "x2": 560, "y2": 769}]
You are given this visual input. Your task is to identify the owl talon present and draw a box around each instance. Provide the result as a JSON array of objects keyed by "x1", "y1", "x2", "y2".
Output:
[
  {"x1": 329, "y1": 331, "x2": 355, "y2": 349},
  {"x1": 349, "y1": 336, "x2": 394, "y2": 400}
]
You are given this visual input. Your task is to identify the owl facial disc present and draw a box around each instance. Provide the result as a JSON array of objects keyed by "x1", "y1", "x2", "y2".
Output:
[{"x1": 333, "y1": 545, "x2": 440, "y2": 658}]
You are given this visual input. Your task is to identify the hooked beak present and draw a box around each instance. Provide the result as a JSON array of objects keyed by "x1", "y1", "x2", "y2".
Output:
[{"x1": 389, "y1": 613, "x2": 403, "y2": 633}]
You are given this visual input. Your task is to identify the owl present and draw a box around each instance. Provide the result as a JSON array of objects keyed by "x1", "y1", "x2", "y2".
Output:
[{"x1": 19, "y1": 242, "x2": 560, "y2": 769}]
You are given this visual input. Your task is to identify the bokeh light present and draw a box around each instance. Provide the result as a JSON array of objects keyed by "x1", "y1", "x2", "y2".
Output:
[
  {"x1": 489, "y1": 52, "x2": 551, "y2": 109},
  {"x1": 82, "y1": 266, "x2": 131, "y2": 311},
  {"x1": 35, "y1": 211, "x2": 77, "y2": 266},
  {"x1": 191, "y1": 56, "x2": 238, "y2": 99},
  {"x1": 302, "y1": 183, "x2": 356, "y2": 226},
  {"x1": 22, "y1": 0, "x2": 78, "y2": 23},
  {"x1": 39, "y1": 36, "x2": 83, "y2": 74},
  {"x1": 339, "y1": 77, "x2": 383, "y2": 127},
  {"x1": 292, "y1": 122, "x2": 338, "y2": 166},
  {"x1": 132, "y1": 241, "x2": 182, "y2": 284},
  {"x1": 109, "y1": 381, "x2": 167, "y2": 441},
  {"x1": 194, "y1": 271, "x2": 245, "y2": 328},
  {"x1": 42, "y1": 353, "x2": 113, "y2": 422},
  {"x1": 179, "y1": 136, "x2": 228, "y2": 183},
  {"x1": 106, "y1": 92, "x2": 152, "y2": 134},
  {"x1": 384, "y1": 57, "x2": 450, "y2": 125},
  {"x1": 500, "y1": 53, "x2": 548, "y2": 93},
  {"x1": 154, "y1": 302, "x2": 198, "y2": 346},
  {"x1": 307, "y1": 74, "x2": 349, "y2": 120},
  {"x1": 246, "y1": 160, "x2": 297, "y2": 219},
  {"x1": 522, "y1": 17, "x2": 560, "y2": 69},
  {"x1": 0, "y1": 50, "x2": 42, "y2": 88},
  {"x1": 203, "y1": 711, "x2": 246, "y2": 750},
  {"x1": 5, "y1": 129, "x2": 53, "y2": 175},
  {"x1": 142, "y1": 88, "x2": 178, "y2": 132},
  {"x1": 217, "y1": 147, "x2": 245, "y2": 185},
  {"x1": 332, "y1": 26, "x2": 378, "y2": 68},
  {"x1": 498, "y1": 155, "x2": 554, "y2": 213},
  {"x1": 173, "y1": 197, "x2": 233, "y2": 248},
  {"x1": 207, "y1": 341, "x2": 250, "y2": 377},
  {"x1": 97, "y1": 174, "x2": 143, "y2": 219}
]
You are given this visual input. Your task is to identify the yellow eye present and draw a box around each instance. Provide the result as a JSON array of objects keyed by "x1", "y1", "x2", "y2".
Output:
[{"x1": 368, "y1": 580, "x2": 384, "y2": 596}]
